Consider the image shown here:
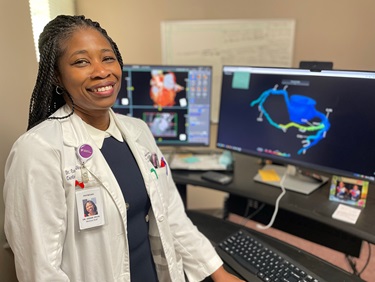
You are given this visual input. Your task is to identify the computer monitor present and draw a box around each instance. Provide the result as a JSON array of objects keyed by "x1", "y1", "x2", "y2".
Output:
[
  {"x1": 217, "y1": 66, "x2": 375, "y2": 194},
  {"x1": 113, "y1": 64, "x2": 212, "y2": 146}
]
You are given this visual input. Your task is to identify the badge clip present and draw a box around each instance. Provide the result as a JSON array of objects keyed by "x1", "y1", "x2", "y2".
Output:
[{"x1": 77, "y1": 144, "x2": 93, "y2": 183}]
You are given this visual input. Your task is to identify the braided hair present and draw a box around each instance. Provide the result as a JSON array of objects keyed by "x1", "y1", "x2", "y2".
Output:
[{"x1": 27, "y1": 15, "x2": 124, "y2": 130}]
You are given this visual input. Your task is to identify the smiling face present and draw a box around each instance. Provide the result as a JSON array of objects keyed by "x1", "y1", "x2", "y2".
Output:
[
  {"x1": 85, "y1": 201, "x2": 97, "y2": 215},
  {"x1": 56, "y1": 27, "x2": 122, "y2": 129}
]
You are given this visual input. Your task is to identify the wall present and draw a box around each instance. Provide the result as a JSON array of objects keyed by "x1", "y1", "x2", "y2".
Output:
[
  {"x1": 0, "y1": 0, "x2": 38, "y2": 281},
  {"x1": 1, "y1": 0, "x2": 375, "y2": 280},
  {"x1": 76, "y1": 0, "x2": 375, "y2": 71}
]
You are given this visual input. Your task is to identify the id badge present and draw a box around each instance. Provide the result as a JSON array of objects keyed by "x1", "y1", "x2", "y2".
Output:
[{"x1": 76, "y1": 187, "x2": 105, "y2": 230}]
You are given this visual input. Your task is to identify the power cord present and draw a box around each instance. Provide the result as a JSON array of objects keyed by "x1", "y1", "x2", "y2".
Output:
[
  {"x1": 240, "y1": 201, "x2": 266, "y2": 226},
  {"x1": 345, "y1": 254, "x2": 359, "y2": 276},
  {"x1": 256, "y1": 172, "x2": 287, "y2": 230},
  {"x1": 345, "y1": 241, "x2": 372, "y2": 278},
  {"x1": 359, "y1": 242, "x2": 372, "y2": 276}
]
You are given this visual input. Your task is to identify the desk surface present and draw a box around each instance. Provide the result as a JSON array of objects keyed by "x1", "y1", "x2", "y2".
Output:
[
  {"x1": 172, "y1": 153, "x2": 375, "y2": 245},
  {"x1": 187, "y1": 210, "x2": 362, "y2": 282}
]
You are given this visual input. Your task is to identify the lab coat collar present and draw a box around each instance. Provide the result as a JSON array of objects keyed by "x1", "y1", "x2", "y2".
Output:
[
  {"x1": 110, "y1": 111, "x2": 153, "y2": 173},
  {"x1": 83, "y1": 115, "x2": 123, "y2": 149},
  {"x1": 110, "y1": 111, "x2": 143, "y2": 144},
  {"x1": 53, "y1": 105, "x2": 90, "y2": 148},
  {"x1": 53, "y1": 105, "x2": 143, "y2": 149}
]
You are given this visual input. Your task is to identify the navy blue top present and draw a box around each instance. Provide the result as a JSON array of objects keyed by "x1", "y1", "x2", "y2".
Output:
[{"x1": 101, "y1": 136, "x2": 158, "y2": 281}]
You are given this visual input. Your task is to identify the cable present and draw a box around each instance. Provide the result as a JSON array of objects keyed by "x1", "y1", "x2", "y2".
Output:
[
  {"x1": 358, "y1": 241, "x2": 372, "y2": 276},
  {"x1": 345, "y1": 254, "x2": 359, "y2": 276},
  {"x1": 345, "y1": 241, "x2": 372, "y2": 278},
  {"x1": 256, "y1": 172, "x2": 287, "y2": 230},
  {"x1": 240, "y1": 202, "x2": 266, "y2": 226}
]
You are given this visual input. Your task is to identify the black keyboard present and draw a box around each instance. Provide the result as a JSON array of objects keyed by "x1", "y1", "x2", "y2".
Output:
[{"x1": 217, "y1": 229, "x2": 324, "y2": 282}]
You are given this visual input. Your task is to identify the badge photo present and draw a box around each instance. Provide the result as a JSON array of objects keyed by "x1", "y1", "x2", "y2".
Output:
[{"x1": 76, "y1": 187, "x2": 105, "y2": 230}]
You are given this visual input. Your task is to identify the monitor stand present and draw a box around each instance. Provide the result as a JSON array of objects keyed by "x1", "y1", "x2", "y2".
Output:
[{"x1": 253, "y1": 164, "x2": 329, "y2": 195}]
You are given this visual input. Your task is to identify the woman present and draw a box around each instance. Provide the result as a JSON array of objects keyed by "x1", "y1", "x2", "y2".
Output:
[
  {"x1": 3, "y1": 15, "x2": 243, "y2": 282},
  {"x1": 84, "y1": 200, "x2": 98, "y2": 217}
]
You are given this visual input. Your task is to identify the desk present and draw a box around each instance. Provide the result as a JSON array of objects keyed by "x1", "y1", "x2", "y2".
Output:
[
  {"x1": 187, "y1": 210, "x2": 363, "y2": 282},
  {"x1": 172, "y1": 153, "x2": 375, "y2": 254}
]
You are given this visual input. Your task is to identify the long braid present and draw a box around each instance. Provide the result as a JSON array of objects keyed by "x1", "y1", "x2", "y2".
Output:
[{"x1": 27, "y1": 15, "x2": 124, "y2": 130}]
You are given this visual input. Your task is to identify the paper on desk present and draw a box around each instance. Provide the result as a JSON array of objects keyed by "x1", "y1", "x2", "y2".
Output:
[
  {"x1": 332, "y1": 204, "x2": 361, "y2": 224},
  {"x1": 169, "y1": 153, "x2": 229, "y2": 170},
  {"x1": 258, "y1": 169, "x2": 281, "y2": 182}
]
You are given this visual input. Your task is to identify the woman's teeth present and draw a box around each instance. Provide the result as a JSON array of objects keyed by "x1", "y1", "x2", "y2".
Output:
[{"x1": 94, "y1": 85, "x2": 112, "y2": 92}]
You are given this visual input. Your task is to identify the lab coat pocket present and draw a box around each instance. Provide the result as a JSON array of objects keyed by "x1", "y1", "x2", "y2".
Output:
[
  {"x1": 150, "y1": 166, "x2": 169, "y2": 198},
  {"x1": 150, "y1": 166, "x2": 168, "y2": 181},
  {"x1": 111, "y1": 231, "x2": 127, "y2": 278}
]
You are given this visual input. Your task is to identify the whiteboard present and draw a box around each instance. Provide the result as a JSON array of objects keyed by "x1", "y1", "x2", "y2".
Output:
[{"x1": 161, "y1": 19, "x2": 296, "y2": 122}]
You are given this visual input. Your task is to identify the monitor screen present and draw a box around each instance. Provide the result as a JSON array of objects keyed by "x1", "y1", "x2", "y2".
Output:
[
  {"x1": 217, "y1": 66, "x2": 375, "y2": 183},
  {"x1": 113, "y1": 64, "x2": 212, "y2": 146}
]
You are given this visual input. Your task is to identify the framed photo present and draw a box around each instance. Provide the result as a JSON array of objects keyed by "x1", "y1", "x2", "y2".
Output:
[{"x1": 329, "y1": 175, "x2": 369, "y2": 208}]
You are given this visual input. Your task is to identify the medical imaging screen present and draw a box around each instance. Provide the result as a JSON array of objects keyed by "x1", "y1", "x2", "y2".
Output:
[
  {"x1": 113, "y1": 65, "x2": 212, "y2": 146},
  {"x1": 217, "y1": 66, "x2": 375, "y2": 181}
]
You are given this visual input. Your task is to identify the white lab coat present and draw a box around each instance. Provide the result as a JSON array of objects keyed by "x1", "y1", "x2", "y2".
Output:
[{"x1": 3, "y1": 105, "x2": 222, "y2": 282}]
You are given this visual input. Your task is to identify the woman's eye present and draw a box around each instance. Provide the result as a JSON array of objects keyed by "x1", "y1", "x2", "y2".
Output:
[
  {"x1": 103, "y1": 56, "x2": 116, "y2": 62},
  {"x1": 73, "y1": 59, "x2": 89, "y2": 66}
]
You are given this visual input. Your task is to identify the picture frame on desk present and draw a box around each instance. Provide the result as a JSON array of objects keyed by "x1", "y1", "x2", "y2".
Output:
[{"x1": 329, "y1": 175, "x2": 369, "y2": 208}]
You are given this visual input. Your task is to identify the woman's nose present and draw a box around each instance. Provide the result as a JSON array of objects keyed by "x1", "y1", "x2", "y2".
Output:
[{"x1": 90, "y1": 62, "x2": 111, "y2": 79}]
